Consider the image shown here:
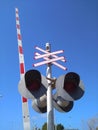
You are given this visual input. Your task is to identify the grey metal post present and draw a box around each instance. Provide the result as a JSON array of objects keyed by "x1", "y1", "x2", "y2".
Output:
[{"x1": 46, "y1": 43, "x2": 54, "y2": 130}]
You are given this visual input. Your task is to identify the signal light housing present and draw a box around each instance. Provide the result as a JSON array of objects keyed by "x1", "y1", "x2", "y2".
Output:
[
  {"x1": 18, "y1": 69, "x2": 48, "y2": 99},
  {"x1": 25, "y1": 70, "x2": 41, "y2": 92},
  {"x1": 32, "y1": 95, "x2": 47, "y2": 113},
  {"x1": 55, "y1": 72, "x2": 85, "y2": 101},
  {"x1": 18, "y1": 69, "x2": 48, "y2": 113},
  {"x1": 53, "y1": 94, "x2": 73, "y2": 112},
  {"x1": 18, "y1": 69, "x2": 85, "y2": 113},
  {"x1": 32, "y1": 101, "x2": 47, "y2": 113},
  {"x1": 64, "y1": 72, "x2": 80, "y2": 94}
]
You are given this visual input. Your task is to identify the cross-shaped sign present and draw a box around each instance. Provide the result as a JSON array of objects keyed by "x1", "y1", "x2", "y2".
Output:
[{"x1": 33, "y1": 46, "x2": 67, "y2": 70}]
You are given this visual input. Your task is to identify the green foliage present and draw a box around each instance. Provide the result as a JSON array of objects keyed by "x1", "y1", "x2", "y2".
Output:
[
  {"x1": 42, "y1": 122, "x2": 47, "y2": 130},
  {"x1": 41, "y1": 122, "x2": 64, "y2": 130},
  {"x1": 56, "y1": 123, "x2": 64, "y2": 130}
]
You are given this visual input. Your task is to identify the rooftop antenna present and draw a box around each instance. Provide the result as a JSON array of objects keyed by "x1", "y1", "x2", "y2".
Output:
[{"x1": 15, "y1": 8, "x2": 31, "y2": 130}]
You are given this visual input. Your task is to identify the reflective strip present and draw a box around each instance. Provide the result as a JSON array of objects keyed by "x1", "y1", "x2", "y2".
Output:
[
  {"x1": 20, "y1": 63, "x2": 25, "y2": 74},
  {"x1": 22, "y1": 97, "x2": 27, "y2": 103}
]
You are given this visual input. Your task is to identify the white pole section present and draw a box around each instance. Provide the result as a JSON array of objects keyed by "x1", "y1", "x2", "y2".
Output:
[{"x1": 46, "y1": 43, "x2": 54, "y2": 130}]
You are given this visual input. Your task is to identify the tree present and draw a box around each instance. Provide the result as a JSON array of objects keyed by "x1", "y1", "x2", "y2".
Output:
[
  {"x1": 56, "y1": 123, "x2": 64, "y2": 130},
  {"x1": 42, "y1": 122, "x2": 64, "y2": 130},
  {"x1": 42, "y1": 122, "x2": 47, "y2": 130}
]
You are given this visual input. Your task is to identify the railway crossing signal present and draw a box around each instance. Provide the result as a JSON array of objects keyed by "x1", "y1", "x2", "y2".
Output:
[
  {"x1": 15, "y1": 8, "x2": 85, "y2": 130},
  {"x1": 19, "y1": 44, "x2": 84, "y2": 113},
  {"x1": 18, "y1": 43, "x2": 85, "y2": 130},
  {"x1": 19, "y1": 44, "x2": 84, "y2": 117}
]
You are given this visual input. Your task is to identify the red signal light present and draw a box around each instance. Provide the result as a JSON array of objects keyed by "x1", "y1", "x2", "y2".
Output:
[
  {"x1": 28, "y1": 80, "x2": 41, "y2": 91},
  {"x1": 64, "y1": 82, "x2": 77, "y2": 93},
  {"x1": 64, "y1": 72, "x2": 80, "y2": 94},
  {"x1": 25, "y1": 70, "x2": 41, "y2": 91}
]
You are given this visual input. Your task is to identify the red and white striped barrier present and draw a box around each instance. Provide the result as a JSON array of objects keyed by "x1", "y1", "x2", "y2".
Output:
[{"x1": 15, "y1": 8, "x2": 31, "y2": 130}]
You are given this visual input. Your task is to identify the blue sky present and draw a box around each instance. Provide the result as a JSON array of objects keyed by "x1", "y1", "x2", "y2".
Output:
[{"x1": 0, "y1": 0, "x2": 98, "y2": 130}]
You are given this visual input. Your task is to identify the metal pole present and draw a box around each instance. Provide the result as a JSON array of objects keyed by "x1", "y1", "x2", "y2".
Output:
[{"x1": 46, "y1": 43, "x2": 54, "y2": 130}]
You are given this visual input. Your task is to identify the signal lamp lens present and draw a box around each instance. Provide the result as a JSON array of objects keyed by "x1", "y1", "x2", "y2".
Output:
[
  {"x1": 64, "y1": 82, "x2": 77, "y2": 93},
  {"x1": 25, "y1": 70, "x2": 41, "y2": 91},
  {"x1": 28, "y1": 80, "x2": 40, "y2": 91},
  {"x1": 64, "y1": 72, "x2": 80, "y2": 93}
]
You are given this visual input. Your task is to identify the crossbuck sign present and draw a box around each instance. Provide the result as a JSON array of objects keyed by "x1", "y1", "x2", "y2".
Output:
[{"x1": 33, "y1": 45, "x2": 67, "y2": 70}]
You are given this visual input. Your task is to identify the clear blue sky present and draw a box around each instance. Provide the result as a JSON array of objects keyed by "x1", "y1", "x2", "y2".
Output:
[{"x1": 0, "y1": 0, "x2": 98, "y2": 130}]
